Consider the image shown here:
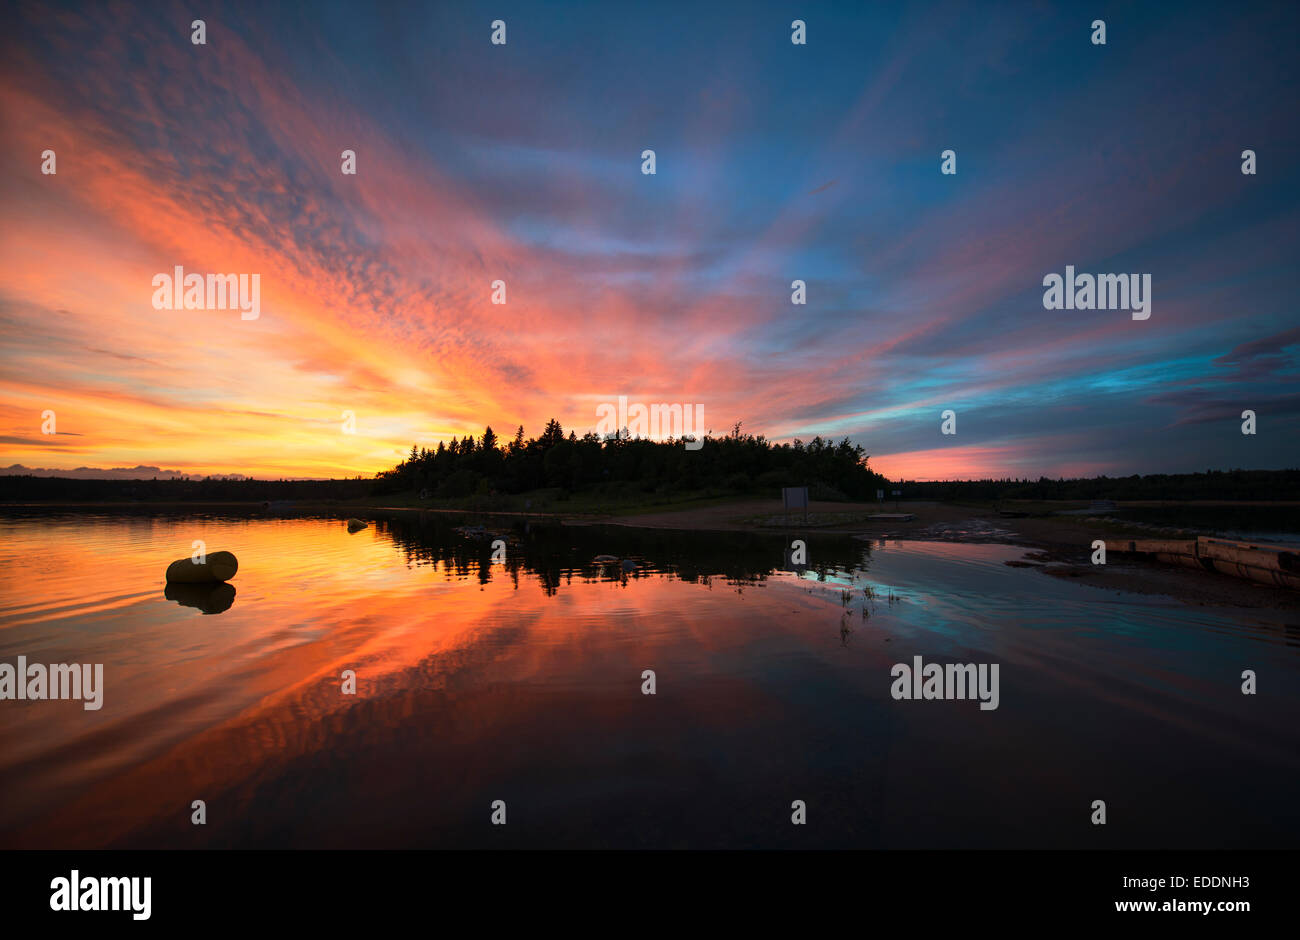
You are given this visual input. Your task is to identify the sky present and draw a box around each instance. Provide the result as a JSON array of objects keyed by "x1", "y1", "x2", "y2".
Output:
[{"x1": 1, "y1": 0, "x2": 1297, "y2": 481}]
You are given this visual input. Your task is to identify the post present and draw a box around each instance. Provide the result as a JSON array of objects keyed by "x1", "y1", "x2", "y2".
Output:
[{"x1": 782, "y1": 486, "x2": 810, "y2": 527}]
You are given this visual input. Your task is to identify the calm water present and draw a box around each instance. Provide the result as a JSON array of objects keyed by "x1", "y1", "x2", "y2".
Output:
[
  {"x1": 1113, "y1": 504, "x2": 1300, "y2": 545},
  {"x1": 1, "y1": 511, "x2": 1297, "y2": 849}
]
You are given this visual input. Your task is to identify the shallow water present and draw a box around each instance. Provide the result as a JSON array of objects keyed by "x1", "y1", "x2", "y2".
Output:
[
  {"x1": 1, "y1": 511, "x2": 1297, "y2": 848},
  {"x1": 1113, "y1": 504, "x2": 1300, "y2": 545}
]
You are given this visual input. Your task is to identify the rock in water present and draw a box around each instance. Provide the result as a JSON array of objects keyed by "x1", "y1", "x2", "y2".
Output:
[
  {"x1": 165, "y1": 550, "x2": 239, "y2": 583},
  {"x1": 347, "y1": 518, "x2": 368, "y2": 532}
]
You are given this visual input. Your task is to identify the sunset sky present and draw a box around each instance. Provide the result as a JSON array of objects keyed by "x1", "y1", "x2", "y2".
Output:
[{"x1": 2, "y1": 0, "x2": 1297, "y2": 481}]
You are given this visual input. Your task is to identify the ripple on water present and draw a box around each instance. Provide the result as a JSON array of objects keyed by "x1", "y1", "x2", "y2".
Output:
[{"x1": 0, "y1": 514, "x2": 1297, "y2": 849}]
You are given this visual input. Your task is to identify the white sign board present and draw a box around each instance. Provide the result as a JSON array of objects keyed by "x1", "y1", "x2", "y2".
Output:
[
  {"x1": 876, "y1": 489, "x2": 884, "y2": 500},
  {"x1": 782, "y1": 486, "x2": 809, "y2": 510}
]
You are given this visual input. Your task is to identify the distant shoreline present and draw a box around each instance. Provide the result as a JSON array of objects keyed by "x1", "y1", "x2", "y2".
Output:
[{"x1": 4, "y1": 496, "x2": 1297, "y2": 611}]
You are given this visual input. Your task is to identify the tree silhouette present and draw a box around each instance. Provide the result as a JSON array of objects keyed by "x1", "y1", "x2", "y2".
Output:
[{"x1": 374, "y1": 417, "x2": 890, "y2": 501}]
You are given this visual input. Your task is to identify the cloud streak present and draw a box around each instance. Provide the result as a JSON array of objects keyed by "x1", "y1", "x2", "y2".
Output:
[{"x1": 1, "y1": 0, "x2": 1297, "y2": 480}]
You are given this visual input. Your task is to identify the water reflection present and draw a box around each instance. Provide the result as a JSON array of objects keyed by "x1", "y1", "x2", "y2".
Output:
[
  {"x1": 164, "y1": 581, "x2": 236, "y2": 614},
  {"x1": 380, "y1": 512, "x2": 872, "y2": 592},
  {"x1": 0, "y1": 510, "x2": 1297, "y2": 850}
]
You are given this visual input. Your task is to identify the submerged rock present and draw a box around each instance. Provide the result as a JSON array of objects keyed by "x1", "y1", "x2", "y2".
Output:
[
  {"x1": 165, "y1": 550, "x2": 238, "y2": 583},
  {"x1": 346, "y1": 518, "x2": 368, "y2": 533}
]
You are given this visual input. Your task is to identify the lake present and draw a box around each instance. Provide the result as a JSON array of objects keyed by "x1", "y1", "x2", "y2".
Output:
[{"x1": 1, "y1": 511, "x2": 1297, "y2": 848}]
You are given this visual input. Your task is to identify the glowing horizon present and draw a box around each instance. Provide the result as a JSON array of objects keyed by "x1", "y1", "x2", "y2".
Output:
[{"x1": 2, "y1": 2, "x2": 1297, "y2": 482}]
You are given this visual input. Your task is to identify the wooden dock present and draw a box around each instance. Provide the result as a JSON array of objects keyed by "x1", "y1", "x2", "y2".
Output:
[{"x1": 1106, "y1": 536, "x2": 1300, "y2": 590}]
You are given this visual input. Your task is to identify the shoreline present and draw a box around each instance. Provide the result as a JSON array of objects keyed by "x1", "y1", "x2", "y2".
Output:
[{"x1": 5, "y1": 497, "x2": 1298, "y2": 611}]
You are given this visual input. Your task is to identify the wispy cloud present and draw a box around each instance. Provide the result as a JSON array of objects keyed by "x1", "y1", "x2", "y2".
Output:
[{"x1": 1, "y1": 0, "x2": 1297, "y2": 478}]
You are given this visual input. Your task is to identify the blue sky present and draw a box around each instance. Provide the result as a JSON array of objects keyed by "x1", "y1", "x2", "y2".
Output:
[{"x1": 1, "y1": 0, "x2": 1297, "y2": 478}]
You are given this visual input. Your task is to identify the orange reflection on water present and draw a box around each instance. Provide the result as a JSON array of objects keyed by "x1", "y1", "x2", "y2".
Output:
[
  {"x1": 2, "y1": 515, "x2": 839, "y2": 847},
  {"x1": 4, "y1": 514, "x2": 1299, "y2": 849}
]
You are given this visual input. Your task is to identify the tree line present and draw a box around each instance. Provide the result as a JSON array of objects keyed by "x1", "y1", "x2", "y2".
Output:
[
  {"x1": 373, "y1": 420, "x2": 888, "y2": 500},
  {"x1": 899, "y1": 469, "x2": 1300, "y2": 502}
]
